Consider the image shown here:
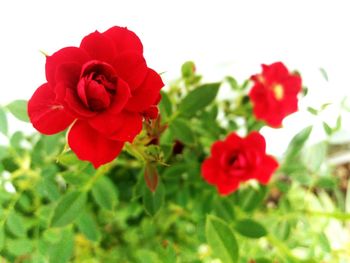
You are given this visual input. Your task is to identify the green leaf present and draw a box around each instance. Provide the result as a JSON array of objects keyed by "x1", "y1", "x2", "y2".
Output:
[
  {"x1": 335, "y1": 115, "x2": 342, "y2": 131},
  {"x1": 178, "y1": 83, "x2": 220, "y2": 117},
  {"x1": 320, "y1": 67, "x2": 328, "y2": 81},
  {"x1": 49, "y1": 227, "x2": 74, "y2": 263},
  {"x1": 76, "y1": 211, "x2": 100, "y2": 242},
  {"x1": 323, "y1": 122, "x2": 333, "y2": 135},
  {"x1": 303, "y1": 142, "x2": 327, "y2": 172},
  {"x1": 159, "y1": 91, "x2": 173, "y2": 120},
  {"x1": 226, "y1": 76, "x2": 239, "y2": 90},
  {"x1": 91, "y1": 176, "x2": 118, "y2": 210},
  {"x1": 51, "y1": 191, "x2": 87, "y2": 227},
  {"x1": 169, "y1": 118, "x2": 195, "y2": 144},
  {"x1": 57, "y1": 152, "x2": 81, "y2": 166},
  {"x1": 234, "y1": 219, "x2": 267, "y2": 238},
  {"x1": 275, "y1": 220, "x2": 291, "y2": 240},
  {"x1": 0, "y1": 227, "x2": 4, "y2": 250},
  {"x1": 205, "y1": 215, "x2": 239, "y2": 263},
  {"x1": 0, "y1": 145, "x2": 8, "y2": 160},
  {"x1": 284, "y1": 126, "x2": 313, "y2": 161},
  {"x1": 6, "y1": 100, "x2": 30, "y2": 122},
  {"x1": 6, "y1": 238, "x2": 33, "y2": 256},
  {"x1": 307, "y1": 107, "x2": 318, "y2": 115},
  {"x1": 0, "y1": 106, "x2": 8, "y2": 136},
  {"x1": 214, "y1": 197, "x2": 236, "y2": 222},
  {"x1": 239, "y1": 185, "x2": 267, "y2": 213},
  {"x1": 143, "y1": 181, "x2": 165, "y2": 216},
  {"x1": 43, "y1": 228, "x2": 62, "y2": 244},
  {"x1": 6, "y1": 211, "x2": 26, "y2": 238}
]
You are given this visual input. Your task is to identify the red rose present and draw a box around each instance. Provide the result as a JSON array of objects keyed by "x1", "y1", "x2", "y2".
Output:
[
  {"x1": 249, "y1": 62, "x2": 301, "y2": 127},
  {"x1": 201, "y1": 132, "x2": 278, "y2": 195},
  {"x1": 28, "y1": 26, "x2": 164, "y2": 168}
]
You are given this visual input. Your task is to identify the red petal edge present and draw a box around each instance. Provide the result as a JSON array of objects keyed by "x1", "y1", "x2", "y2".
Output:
[{"x1": 68, "y1": 120, "x2": 124, "y2": 168}]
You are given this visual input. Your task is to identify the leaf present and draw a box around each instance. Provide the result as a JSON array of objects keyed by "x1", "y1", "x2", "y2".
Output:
[
  {"x1": 51, "y1": 191, "x2": 87, "y2": 227},
  {"x1": 323, "y1": 122, "x2": 333, "y2": 136},
  {"x1": 91, "y1": 176, "x2": 118, "y2": 210},
  {"x1": 43, "y1": 228, "x2": 62, "y2": 244},
  {"x1": 169, "y1": 118, "x2": 195, "y2": 144},
  {"x1": 303, "y1": 142, "x2": 327, "y2": 172},
  {"x1": 159, "y1": 91, "x2": 172, "y2": 120},
  {"x1": 284, "y1": 126, "x2": 313, "y2": 161},
  {"x1": 335, "y1": 115, "x2": 342, "y2": 131},
  {"x1": 234, "y1": 219, "x2": 267, "y2": 238},
  {"x1": 320, "y1": 67, "x2": 328, "y2": 81},
  {"x1": 226, "y1": 76, "x2": 239, "y2": 90},
  {"x1": 6, "y1": 238, "x2": 33, "y2": 256},
  {"x1": 239, "y1": 185, "x2": 267, "y2": 213},
  {"x1": 143, "y1": 181, "x2": 165, "y2": 216},
  {"x1": 6, "y1": 211, "x2": 26, "y2": 238},
  {"x1": 214, "y1": 197, "x2": 236, "y2": 222},
  {"x1": 0, "y1": 227, "x2": 4, "y2": 250},
  {"x1": 178, "y1": 83, "x2": 220, "y2": 117},
  {"x1": 49, "y1": 227, "x2": 74, "y2": 263},
  {"x1": 307, "y1": 107, "x2": 318, "y2": 115},
  {"x1": 0, "y1": 106, "x2": 8, "y2": 136},
  {"x1": 6, "y1": 100, "x2": 30, "y2": 122},
  {"x1": 275, "y1": 220, "x2": 291, "y2": 240},
  {"x1": 76, "y1": 211, "x2": 100, "y2": 242},
  {"x1": 144, "y1": 162, "x2": 159, "y2": 192},
  {"x1": 205, "y1": 215, "x2": 239, "y2": 263}
]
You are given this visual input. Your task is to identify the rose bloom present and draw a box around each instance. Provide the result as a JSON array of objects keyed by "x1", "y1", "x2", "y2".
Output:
[
  {"x1": 201, "y1": 132, "x2": 278, "y2": 195},
  {"x1": 28, "y1": 26, "x2": 164, "y2": 168},
  {"x1": 249, "y1": 62, "x2": 301, "y2": 127}
]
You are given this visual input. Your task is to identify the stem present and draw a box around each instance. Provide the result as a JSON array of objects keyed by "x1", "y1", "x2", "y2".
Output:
[{"x1": 300, "y1": 210, "x2": 350, "y2": 221}]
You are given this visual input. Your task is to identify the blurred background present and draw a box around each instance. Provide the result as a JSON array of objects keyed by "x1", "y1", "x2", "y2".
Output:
[{"x1": 0, "y1": 0, "x2": 349, "y2": 156}]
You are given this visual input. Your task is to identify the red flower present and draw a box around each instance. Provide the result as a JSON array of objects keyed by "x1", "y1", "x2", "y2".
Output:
[
  {"x1": 249, "y1": 62, "x2": 301, "y2": 127},
  {"x1": 28, "y1": 26, "x2": 164, "y2": 168},
  {"x1": 201, "y1": 132, "x2": 278, "y2": 195}
]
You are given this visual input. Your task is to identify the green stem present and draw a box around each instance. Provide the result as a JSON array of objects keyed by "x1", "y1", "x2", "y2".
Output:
[{"x1": 300, "y1": 210, "x2": 350, "y2": 221}]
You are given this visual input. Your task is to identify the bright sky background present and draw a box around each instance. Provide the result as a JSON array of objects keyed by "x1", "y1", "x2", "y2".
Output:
[{"x1": 0, "y1": 0, "x2": 349, "y2": 156}]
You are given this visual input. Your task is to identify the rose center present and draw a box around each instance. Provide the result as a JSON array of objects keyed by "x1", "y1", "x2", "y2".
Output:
[
  {"x1": 272, "y1": 84, "x2": 284, "y2": 101},
  {"x1": 77, "y1": 61, "x2": 117, "y2": 112}
]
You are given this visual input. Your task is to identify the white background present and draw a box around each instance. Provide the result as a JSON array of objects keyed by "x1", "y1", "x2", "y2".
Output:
[{"x1": 0, "y1": 0, "x2": 349, "y2": 155}]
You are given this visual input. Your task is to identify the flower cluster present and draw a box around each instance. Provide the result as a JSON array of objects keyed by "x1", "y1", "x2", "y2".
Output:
[
  {"x1": 28, "y1": 27, "x2": 301, "y2": 195},
  {"x1": 201, "y1": 62, "x2": 301, "y2": 195}
]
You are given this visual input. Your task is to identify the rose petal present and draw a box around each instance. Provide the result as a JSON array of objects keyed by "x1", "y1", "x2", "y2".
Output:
[
  {"x1": 55, "y1": 62, "x2": 81, "y2": 101},
  {"x1": 225, "y1": 133, "x2": 242, "y2": 149},
  {"x1": 68, "y1": 120, "x2": 124, "y2": 168},
  {"x1": 107, "y1": 78, "x2": 131, "y2": 114},
  {"x1": 80, "y1": 31, "x2": 117, "y2": 64},
  {"x1": 88, "y1": 110, "x2": 142, "y2": 142},
  {"x1": 46, "y1": 47, "x2": 89, "y2": 85},
  {"x1": 245, "y1": 132, "x2": 266, "y2": 152},
  {"x1": 201, "y1": 158, "x2": 218, "y2": 185},
  {"x1": 256, "y1": 155, "x2": 279, "y2": 184},
  {"x1": 125, "y1": 68, "x2": 164, "y2": 112},
  {"x1": 103, "y1": 26, "x2": 143, "y2": 55},
  {"x1": 64, "y1": 87, "x2": 97, "y2": 118},
  {"x1": 113, "y1": 51, "x2": 147, "y2": 91},
  {"x1": 217, "y1": 179, "x2": 240, "y2": 196},
  {"x1": 28, "y1": 83, "x2": 75, "y2": 135}
]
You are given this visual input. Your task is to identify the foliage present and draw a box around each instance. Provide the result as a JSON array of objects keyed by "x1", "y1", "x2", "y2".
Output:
[{"x1": 0, "y1": 62, "x2": 349, "y2": 262}]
